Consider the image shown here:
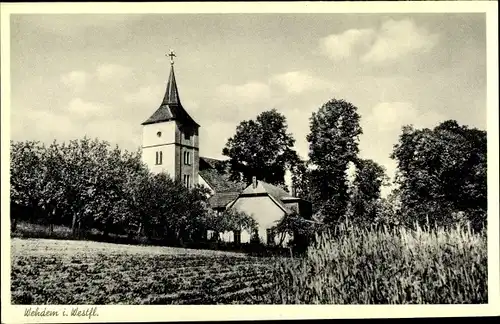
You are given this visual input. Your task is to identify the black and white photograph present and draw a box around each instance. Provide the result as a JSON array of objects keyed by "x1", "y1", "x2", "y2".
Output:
[{"x1": 1, "y1": 1, "x2": 499, "y2": 322}]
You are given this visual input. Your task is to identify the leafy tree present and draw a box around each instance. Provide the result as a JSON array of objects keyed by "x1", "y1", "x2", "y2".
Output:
[
  {"x1": 222, "y1": 109, "x2": 300, "y2": 186},
  {"x1": 391, "y1": 120, "x2": 487, "y2": 230},
  {"x1": 37, "y1": 141, "x2": 68, "y2": 233},
  {"x1": 289, "y1": 158, "x2": 313, "y2": 200},
  {"x1": 10, "y1": 140, "x2": 45, "y2": 227},
  {"x1": 205, "y1": 208, "x2": 257, "y2": 240},
  {"x1": 375, "y1": 189, "x2": 403, "y2": 229},
  {"x1": 306, "y1": 99, "x2": 362, "y2": 225},
  {"x1": 348, "y1": 159, "x2": 388, "y2": 226},
  {"x1": 58, "y1": 138, "x2": 125, "y2": 237},
  {"x1": 10, "y1": 136, "x2": 241, "y2": 246},
  {"x1": 272, "y1": 208, "x2": 320, "y2": 251}
]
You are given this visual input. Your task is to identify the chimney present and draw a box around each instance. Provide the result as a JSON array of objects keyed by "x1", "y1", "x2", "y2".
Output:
[
  {"x1": 291, "y1": 185, "x2": 297, "y2": 197},
  {"x1": 252, "y1": 176, "x2": 257, "y2": 189}
]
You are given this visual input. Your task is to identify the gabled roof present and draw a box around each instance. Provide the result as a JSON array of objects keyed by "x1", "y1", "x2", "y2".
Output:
[
  {"x1": 208, "y1": 192, "x2": 240, "y2": 209},
  {"x1": 141, "y1": 64, "x2": 199, "y2": 127},
  {"x1": 199, "y1": 167, "x2": 247, "y2": 193},
  {"x1": 199, "y1": 156, "x2": 225, "y2": 170},
  {"x1": 231, "y1": 180, "x2": 295, "y2": 214}
]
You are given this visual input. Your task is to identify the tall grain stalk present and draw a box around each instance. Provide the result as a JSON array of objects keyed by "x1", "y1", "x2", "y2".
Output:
[{"x1": 271, "y1": 222, "x2": 487, "y2": 304}]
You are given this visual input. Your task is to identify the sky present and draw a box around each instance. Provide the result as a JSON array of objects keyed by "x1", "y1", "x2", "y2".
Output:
[{"x1": 9, "y1": 13, "x2": 487, "y2": 195}]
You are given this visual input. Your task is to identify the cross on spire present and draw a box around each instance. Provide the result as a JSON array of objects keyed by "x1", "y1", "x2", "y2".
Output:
[{"x1": 167, "y1": 49, "x2": 176, "y2": 65}]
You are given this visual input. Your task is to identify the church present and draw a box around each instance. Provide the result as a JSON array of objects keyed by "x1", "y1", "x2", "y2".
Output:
[{"x1": 140, "y1": 51, "x2": 312, "y2": 246}]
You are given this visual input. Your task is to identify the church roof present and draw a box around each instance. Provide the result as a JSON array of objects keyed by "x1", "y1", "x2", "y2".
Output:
[
  {"x1": 199, "y1": 167, "x2": 247, "y2": 193},
  {"x1": 200, "y1": 156, "x2": 225, "y2": 170},
  {"x1": 208, "y1": 192, "x2": 240, "y2": 209},
  {"x1": 141, "y1": 63, "x2": 199, "y2": 127}
]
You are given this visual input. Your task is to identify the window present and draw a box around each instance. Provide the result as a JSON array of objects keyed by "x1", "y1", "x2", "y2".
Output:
[
  {"x1": 184, "y1": 132, "x2": 190, "y2": 141},
  {"x1": 266, "y1": 229, "x2": 275, "y2": 246},
  {"x1": 156, "y1": 151, "x2": 163, "y2": 165},
  {"x1": 183, "y1": 174, "x2": 191, "y2": 188},
  {"x1": 183, "y1": 151, "x2": 191, "y2": 165}
]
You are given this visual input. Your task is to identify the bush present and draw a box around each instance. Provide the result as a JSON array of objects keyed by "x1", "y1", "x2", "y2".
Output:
[{"x1": 271, "y1": 223, "x2": 487, "y2": 304}]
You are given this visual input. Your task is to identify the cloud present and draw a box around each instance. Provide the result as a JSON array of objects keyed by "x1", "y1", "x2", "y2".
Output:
[
  {"x1": 318, "y1": 28, "x2": 375, "y2": 61},
  {"x1": 60, "y1": 70, "x2": 89, "y2": 92},
  {"x1": 216, "y1": 81, "x2": 272, "y2": 105},
  {"x1": 124, "y1": 84, "x2": 164, "y2": 105},
  {"x1": 67, "y1": 98, "x2": 112, "y2": 118},
  {"x1": 368, "y1": 101, "x2": 445, "y2": 132},
  {"x1": 361, "y1": 19, "x2": 439, "y2": 63},
  {"x1": 270, "y1": 71, "x2": 337, "y2": 94},
  {"x1": 96, "y1": 63, "x2": 133, "y2": 82},
  {"x1": 21, "y1": 15, "x2": 143, "y2": 36},
  {"x1": 319, "y1": 19, "x2": 439, "y2": 63},
  {"x1": 199, "y1": 120, "x2": 238, "y2": 159},
  {"x1": 60, "y1": 63, "x2": 133, "y2": 93},
  {"x1": 370, "y1": 102, "x2": 418, "y2": 132},
  {"x1": 359, "y1": 101, "x2": 447, "y2": 194}
]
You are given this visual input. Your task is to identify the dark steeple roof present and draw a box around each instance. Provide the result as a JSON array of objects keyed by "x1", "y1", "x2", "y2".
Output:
[
  {"x1": 162, "y1": 64, "x2": 180, "y2": 106},
  {"x1": 141, "y1": 59, "x2": 199, "y2": 127}
]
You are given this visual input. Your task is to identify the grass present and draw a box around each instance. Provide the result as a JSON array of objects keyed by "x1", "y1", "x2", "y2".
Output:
[
  {"x1": 11, "y1": 223, "x2": 487, "y2": 304},
  {"x1": 271, "y1": 224, "x2": 487, "y2": 304}
]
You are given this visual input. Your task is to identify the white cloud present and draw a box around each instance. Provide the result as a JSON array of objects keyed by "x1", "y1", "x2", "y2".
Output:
[
  {"x1": 30, "y1": 109, "x2": 75, "y2": 135},
  {"x1": 216, "y1": 81, "x2": 271, "y2": 105},
  {"x1": 199, "y1": 120, "x2": 239, "y2": 158},
  {"x1": 60, "y1": 63, "x2": 133, "y2": 92},
  {"x1": 370, "y1": 102, "x2": 418, "y2": 132},
  {"x1": 319, "y1": 19, "x2": 439, "y2": 64},
  {"x1": 361, "y1": 19, "x2": 439, "y2": 63},
  {"x1": 96, "y1": 63, "x2": 133, "y2": 81},
  {"x1": 23, "y1": 15, "x2": 143, "y2": 36},
  {"x1": 270, "y1": 71, "x2": 337, "y2": 94},
  {"x1": 359, "y1": 101, "x2": 447, "y2": 194},
  {"x1": 124, "y1": 84, "x2": 164, "y2": 105},
  {"x1": 369, "y1": 101, "x2": 445, "y2": 132},
  {"x1": 60, "y1": 70, "x2": 89, "y2": 92},
  {"x1": 67, "y1": 98, "x2": 112, "y2": 118},
  {"x1": 319, "y1": 28, "x2": 375, "y2": 60}
]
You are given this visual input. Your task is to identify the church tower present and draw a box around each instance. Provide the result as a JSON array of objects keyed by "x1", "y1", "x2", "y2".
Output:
[{"x1": 141, "y1": 51, "x2": 200, "y2": 188}]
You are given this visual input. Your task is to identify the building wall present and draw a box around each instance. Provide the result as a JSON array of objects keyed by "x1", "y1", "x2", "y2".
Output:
[
  {"x1": 141, "y1": 120, "x2": 199, "y2": 186},
  {"x1": 174, "y1": 122, "x2": 199, "y2": 186},
  {"x1": 142, "y1": 143, "x2": 176, "y2": 177},
  {"x1": 230, "y1": 195, "x2": 292, "y2": 245},
  {"x1": 142, "y1": 122, "x2": 176, "y2": 147},
  {"x1": 142, "y1": 122, "x2": 176, "y2": 176}
]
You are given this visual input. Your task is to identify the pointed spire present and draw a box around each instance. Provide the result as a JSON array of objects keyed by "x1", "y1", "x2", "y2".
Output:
[
  {"x1": 162, "y1": 63, "x2": 180, "y2": 105},
  {"x1": 162, "y1": 50, "x2": 180, "y2": 105},
  {"x1": 141, "y1": 50, "x2": 199, "y2": 127}
]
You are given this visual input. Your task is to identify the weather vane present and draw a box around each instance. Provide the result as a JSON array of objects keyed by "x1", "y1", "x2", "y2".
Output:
[{"x1": 167, "y1": 49, "x2": 176, "y2": 65}]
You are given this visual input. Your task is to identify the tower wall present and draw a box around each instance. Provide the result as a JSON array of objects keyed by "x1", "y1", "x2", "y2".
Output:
[
  {"x1": 142, "y1": 122, "x2": 177, "y2": 177},
  {"x1": 174, "y1": 122, "x2": 199, "y2": 186}
]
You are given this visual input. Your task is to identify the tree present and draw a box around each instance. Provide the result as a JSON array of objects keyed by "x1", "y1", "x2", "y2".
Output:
[
  {"x1": 205, "y1": 208, "x2": 257, "y2": 240},
  {"x1": 10, "y1": 137, "x2": 219, "y2": 244},
  {"x1": 348, "y1": 159, "x2": 388, "y2": 226},
  {"x1": 10, "y1": 140, "x2": 45, "y2": 228},
  {"x1": 306, "y1": 99, "x2": 362, "y2": 225},
  {"x1": 289, "y1": 158, "x2": 313, "y2": 200},
  {"x1": 391, "y1": 120, "x2": 487, "y2": 230},
  {"x1": 222, "y1": 109, "x2": 300, "y2": 186}
]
